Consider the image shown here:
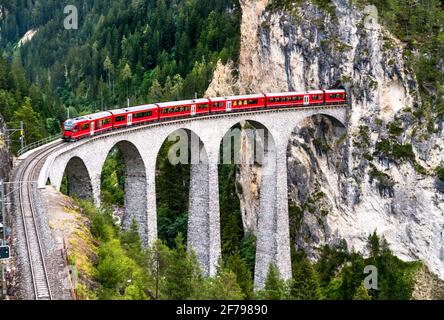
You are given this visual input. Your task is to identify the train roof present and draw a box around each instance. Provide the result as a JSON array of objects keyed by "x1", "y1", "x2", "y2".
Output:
[
  {"x1": 109, "y1": 104, "x2": 158, "y2": 115},
  {"x1": 265, "y1": 90, "x2": 320, "y2": 97},
  {"x1": 85, "y1": 111, "x2": 113, "y2": 120},
  {"x1": 156, "y1": 98, "x2": 210, "y2": 108},
  {"x1": 65, "y1": 111, "x2": 112, "y2": 124},
  {"x1": 324, "y1": 89, "x2": 346, "y2": 93},
  {"x1": 210, "y1": 94, "x2": 265, "y2": 102}
]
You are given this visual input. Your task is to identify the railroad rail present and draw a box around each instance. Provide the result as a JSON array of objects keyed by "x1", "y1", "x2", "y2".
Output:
[{"x1": 16, "y1": 141, "x2": 64, "y2": 300}]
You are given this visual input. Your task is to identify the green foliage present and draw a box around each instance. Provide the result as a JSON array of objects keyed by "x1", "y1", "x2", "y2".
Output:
[
  {"x1": 388, "y1": 121, "x2": 404, "y2": 136},
  {"x1": 156, "y1": 141, "x2": 190, "y2": 248},
  {"x1": 290, "y1": 255, "x2": 322, "y2": 300},
  {"x1": 101, "y1": 147, "x2": 126, "y2": 206},
  {"x1": 374, "y1": 139, "x2": 416, "y2": 162},
  {"x1": 226, "y1": 252, "x2": 254, "y2": 299},
  {"x1": 315, "y1": 240, "x2": 349, "y2": 287},
  {"x1": 198, "y1": 265, "x2": 246, "y2": 300},
  {"x1": 0, "y1": 0, "x2": 241, "y2": 115},
  {"x1": 77, "y1": 201, "x2": 151, "y2": 300},
  {"x1": 368, "y1": 0, "x2": 444, "y2": 126},
  {"x1": 436, "y1": 166, "x2": 444, "y2": 181},
  {"x1": 369, "y1": 168, "x2": 395, "y2": 197},
  {"x1": 313, "y1": 138, "x2": 330, "y2": 154},
  {"x1": 77, "y1": 200, "x2": 421, "y2": 301},
  {"x1": 353, "y1": 282, "x2": 371, "y2": 300},
  {"x1": 239, "y1": 234, "x2": 257, "y2": 275},
  {"x1": 219, "y1": 164, "x2": 243, "y2": 258},
  {"x1": 10, "y1": 97, "x2": 46, "y2": 153},
  {"x1": 162, "y1": 234, "x2": 201, "y2": 300},
  {"x1": 259, "y1": 264, "x2": 288, "y2": 300}
]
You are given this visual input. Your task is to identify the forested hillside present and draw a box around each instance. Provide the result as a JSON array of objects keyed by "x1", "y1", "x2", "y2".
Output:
[{"x1": 0, "y1": 0, "x2": 240, "y2": 149}]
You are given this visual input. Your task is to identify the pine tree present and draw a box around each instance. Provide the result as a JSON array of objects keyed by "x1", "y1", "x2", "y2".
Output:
[
  {"x1": 226, "y1": 252, "x2": 254, "y2": 299},
  {"x1": 261, "y1": 264, "x2": 287, "y2": 300},
  {"x1": 199, "y1": 266, "x2": 245, "y2": 300},
  {"x1": 162, "y1": 234, "x2": 200, "y2": 299},
  {"x1": 353, "y1": 282, "x2": 371, "y2": 300},
  {"x1": 290, "y1": 256, "x2": 321, "y2": 300},
  {"x1": 10, "y1": 97, "x2": 46, "y2": 153}
]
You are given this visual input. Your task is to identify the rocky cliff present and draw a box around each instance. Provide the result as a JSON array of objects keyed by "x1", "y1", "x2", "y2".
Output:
[{"x1": 206, "y1": 0, "x2": 444, "y2": 279}]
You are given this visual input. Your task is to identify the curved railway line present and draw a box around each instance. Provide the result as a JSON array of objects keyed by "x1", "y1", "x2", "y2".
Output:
[{"x1": 15, "y1": 141, "x2": 64, "y2": 300}]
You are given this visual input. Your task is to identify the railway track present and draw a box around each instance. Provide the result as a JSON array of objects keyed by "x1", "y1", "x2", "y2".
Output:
[{"x1": 16, "y1": 141, "x2": 64, "y2": 300}]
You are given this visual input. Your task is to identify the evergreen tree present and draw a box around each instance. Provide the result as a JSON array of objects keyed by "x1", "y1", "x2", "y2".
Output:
[
  {"x1": 10, "y1": 97, "x2": 46, "y2": 152},
  {"x1": 353, "y1": 282, "x2": 371, "y2": 300},
  {"x1": 290, "y1": 256, "x2": 321, "y2": 300},
  {"x1": 226, "y1": 252, "x2": 254, "y2": 299},
  {"x1": 162, "y1": 234, "x2": 201, "y2": 299},
  {"x1": 260, "y1": 264, "x2": 287, "y2": 300},
  {"x1": 198, "y1": 266, "x2": 245, "y2": 300}
]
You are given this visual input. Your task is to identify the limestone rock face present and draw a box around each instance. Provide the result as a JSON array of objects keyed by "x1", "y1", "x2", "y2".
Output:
[{"x1": 207, "y1": 0, "x2": 444, "y2": 279}]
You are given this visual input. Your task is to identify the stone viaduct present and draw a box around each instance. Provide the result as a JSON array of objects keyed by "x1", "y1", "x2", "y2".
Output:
[{"x1": 36, "y1": 106, "x2": 348, "y2": 288}]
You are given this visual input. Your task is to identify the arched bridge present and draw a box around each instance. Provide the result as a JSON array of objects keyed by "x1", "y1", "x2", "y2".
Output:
[{"x1": 35, "y1": 105, "x2": 348, "y2": 288}]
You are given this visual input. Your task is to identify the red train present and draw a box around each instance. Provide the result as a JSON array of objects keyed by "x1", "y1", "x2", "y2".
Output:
[{"x1": 62, "y1": 89, "x2": 346, "y2": 141}]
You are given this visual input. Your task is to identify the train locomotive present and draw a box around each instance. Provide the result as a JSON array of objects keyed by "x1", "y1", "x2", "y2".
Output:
[{"x1": 62, "y1": 89, "x2": 347, "y2": 142}]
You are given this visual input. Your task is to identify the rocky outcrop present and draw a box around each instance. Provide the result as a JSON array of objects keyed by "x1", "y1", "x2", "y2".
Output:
[{"x1": 207, "y1": 0, "x2": 444, "y2": 280}]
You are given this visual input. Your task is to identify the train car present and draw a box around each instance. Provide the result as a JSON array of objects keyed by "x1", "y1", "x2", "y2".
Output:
[
  {"x1": 265, "y1": 91, "x2": 325, "y2": 108},
  {"x1": 324, "y1": 89, "x2": 347, "y2": 105},
  {"x1": 210, "y1": 94, "x2": 266, "y2": 113},
  {"x1": 264, "y1": 92, "x2": 306, "y2": 108},
  {"x1": 157, "y1": 98, "x2": 210, "y2": 121},
  {"x1": 109, "y1": 104, "x2": 159, "y2": 129},
  {"x1": 63, "y1": 111, "x2": 113, "y2": 141}
]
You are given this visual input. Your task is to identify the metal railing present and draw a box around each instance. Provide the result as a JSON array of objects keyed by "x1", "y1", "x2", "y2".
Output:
[{"x1": 17, "y1": 134, "x2": 61, "y2": 157}]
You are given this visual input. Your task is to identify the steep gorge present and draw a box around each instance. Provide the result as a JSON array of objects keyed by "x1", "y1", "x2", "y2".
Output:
[{"x1": 206, "y1": 0, "x2": 444, "y2": 279}]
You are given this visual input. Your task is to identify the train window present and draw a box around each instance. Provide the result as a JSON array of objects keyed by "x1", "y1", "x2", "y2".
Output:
[
  {"x1": 73, "y1": 126, "x2": 79, "y2": 133},
  {"x1": 233, "y1": 101, "x2": 238, "y2": 107},
  {"x1": 198, "y1": 104, "x2": 208, "y2": 110},
  {"x1": 312, "y1": 95, "x2": 321, "y2": 100},
  {"x1": 104, "y1": 118, "x2": 111, "y2": 125},
  {"x1": 329, "y1": 94, "x2": 343, "y2": 99},
  {"x1": 134, "y1": 111, "x2": 153, "y2": 119},
  {"x1": 81, "y1": 123, "x2": 90, "y2": 130},
  {"x1": 213, "y1": 102, "x2": 223, "y2": 108},
  {"x1": 248, "y1": 99, "x2": 258, "y2": 105},
  {"x1": 292, "y1": 96, "x2": 303, "y2": 101},
  {"x1": 244, "y1": 100, "x2": 248, "y2": 105},
  {"x1": 115, "y1": 116, "x2": 125, "y2": 122}
]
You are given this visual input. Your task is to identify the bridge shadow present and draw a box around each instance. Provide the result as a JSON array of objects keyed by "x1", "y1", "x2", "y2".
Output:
[{"x1": 60, "y1": 156, "x2": 94, "y2": 201}]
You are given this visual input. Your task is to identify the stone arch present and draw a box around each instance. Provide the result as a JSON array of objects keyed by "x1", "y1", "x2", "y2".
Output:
[
  {"x1": 285, "y1": 112, "x2": 348, "y2": 264},
  {"x1": 101, "y1": 140, "x2": 148, "y2": 242},
  {"x1": 154, "y1": 128, "x2": 212, "y2": 273},
  {"x1": 218, "y1": 119, "x2": 279, "y2": 289},
  {"x1": 63, "y1": 156, "x2": 94, "y2": 200}
]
